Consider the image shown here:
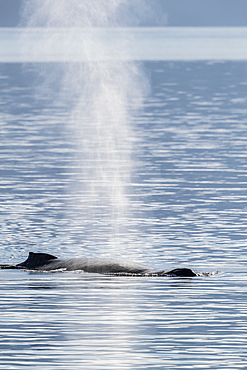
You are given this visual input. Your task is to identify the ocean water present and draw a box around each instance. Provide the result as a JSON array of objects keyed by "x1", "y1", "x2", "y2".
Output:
[{"x1": 1, "y1": 28, "x2": 247, "y2": 369}]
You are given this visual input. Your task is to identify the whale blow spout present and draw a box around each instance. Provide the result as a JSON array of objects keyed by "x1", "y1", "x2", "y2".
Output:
[{"x1": 1, "y1": 252, "x2": 197, "y2": 277}]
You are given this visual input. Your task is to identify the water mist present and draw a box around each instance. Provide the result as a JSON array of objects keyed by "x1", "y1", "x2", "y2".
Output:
[{"x1": 21, "y1": 0, "x2": 148, "y2": 255}]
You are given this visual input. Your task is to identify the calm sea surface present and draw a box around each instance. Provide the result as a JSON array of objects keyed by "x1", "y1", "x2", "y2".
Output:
[{"x1": 0, "y1": 28, "x2": 247, "y2": 369}]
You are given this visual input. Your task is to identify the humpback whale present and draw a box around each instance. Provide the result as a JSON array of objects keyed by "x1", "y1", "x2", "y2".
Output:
[{"x1": 0, "y1": 252, "x2": 197, "y2": 277}]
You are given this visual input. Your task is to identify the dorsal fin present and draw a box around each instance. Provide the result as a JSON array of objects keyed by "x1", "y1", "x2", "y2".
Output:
[{"x1": 16, "y1": 252, "x2": 58, "y2": 269}]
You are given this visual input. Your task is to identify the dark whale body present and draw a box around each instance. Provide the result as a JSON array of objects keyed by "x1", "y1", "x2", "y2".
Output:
[{"x1": 0, "y1": 252, "x2": 197, "y2": 277}]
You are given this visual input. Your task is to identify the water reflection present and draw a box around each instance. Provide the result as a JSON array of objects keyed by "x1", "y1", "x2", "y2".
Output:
[{"x1": 0, "y1": 270, "x2": 246, "y2": 369}]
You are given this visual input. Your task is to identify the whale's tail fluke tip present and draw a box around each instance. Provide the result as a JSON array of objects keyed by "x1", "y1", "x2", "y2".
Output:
[{"x1": 0, "y1": 264, "x2": 19, "y2": 269}]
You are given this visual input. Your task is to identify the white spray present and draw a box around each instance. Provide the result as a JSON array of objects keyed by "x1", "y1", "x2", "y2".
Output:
[{"x1": 21, "y1": 0, "x2": 148, "y2": 254}]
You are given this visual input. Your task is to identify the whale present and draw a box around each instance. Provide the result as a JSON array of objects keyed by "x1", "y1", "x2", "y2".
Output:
[{"x1": 0, "y1": 252, "x2": 197, "y2": 277}]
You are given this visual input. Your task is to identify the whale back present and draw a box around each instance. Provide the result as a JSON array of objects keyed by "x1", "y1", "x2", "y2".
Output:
[
  {"x1": 51, "y1": 257, "x2": 149, "y2": 274},
  {"x1": 17, "y1": 252, "x2": 58, "y2": 269},
  {"x1": 13, "y1": 252, "x2": 197, "y2": 277}
]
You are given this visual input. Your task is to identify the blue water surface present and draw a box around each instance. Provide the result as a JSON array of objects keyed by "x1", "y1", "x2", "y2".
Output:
[{"x1": 1, "y1": 57, "x2": 247, "y2": 368}]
